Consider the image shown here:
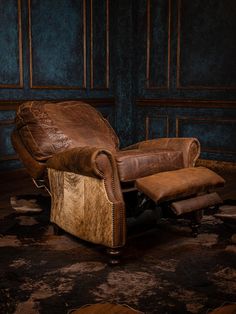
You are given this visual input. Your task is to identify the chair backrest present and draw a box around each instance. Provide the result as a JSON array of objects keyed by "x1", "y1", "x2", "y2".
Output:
[{"x1": 15, "y1": 101, "x2": 119, "y2": 161}]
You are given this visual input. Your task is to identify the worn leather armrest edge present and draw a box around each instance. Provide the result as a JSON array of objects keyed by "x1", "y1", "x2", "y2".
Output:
[
  {"x1": 123, "y1": 137, "x2": 201, "y2": 167},
  {"x1": 46, "y1": 146, "x2": 114, "y2": 179}
]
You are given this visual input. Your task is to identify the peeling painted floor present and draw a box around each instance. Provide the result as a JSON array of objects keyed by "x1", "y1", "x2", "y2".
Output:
[{"x1": 0, "y1": 170, "x2": 236, "y2": 314}]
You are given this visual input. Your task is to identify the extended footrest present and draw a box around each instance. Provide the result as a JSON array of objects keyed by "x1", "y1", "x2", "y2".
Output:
[
  {"x1": 171, "y1": 192, "x2": 222, "y2": 215},
  {"x1": 135, "y1": 167, "x2": 225, "y2": 215}
]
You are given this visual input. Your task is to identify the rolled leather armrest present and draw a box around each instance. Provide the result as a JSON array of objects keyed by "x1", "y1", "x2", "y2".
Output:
[
  {"x1": 47, "y1": 146, "x2": 124, "y2": 212},
  {"x1": 47, "y1": 146, "x2": 126, "y2": 247},
  {"x1": 47, "y1": 146, "x2": 116, "y2": 179},
  {"x1": 123, "y1": 137, "x2": 200, "y2": 167}
]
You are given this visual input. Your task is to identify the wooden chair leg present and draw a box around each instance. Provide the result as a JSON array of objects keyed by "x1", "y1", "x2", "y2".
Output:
[
  {"x1": 106, "y1": 247, "x2": 122, "y2": 265},
  {"x1": 190, "y1": 209, "x2": 203, "y2": 237}
]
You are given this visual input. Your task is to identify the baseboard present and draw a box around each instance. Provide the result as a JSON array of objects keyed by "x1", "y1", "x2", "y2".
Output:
[{"x1": 197, "y1": 159, "x2": 236, "y2": 173}]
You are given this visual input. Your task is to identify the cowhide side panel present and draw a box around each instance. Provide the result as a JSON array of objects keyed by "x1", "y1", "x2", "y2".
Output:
[{"x1": 48, "y1": 168, "x2": 116, "y2": 248}]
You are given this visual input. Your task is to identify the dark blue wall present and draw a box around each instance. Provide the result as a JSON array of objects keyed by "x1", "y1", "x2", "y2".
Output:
[
  {"x1": 0, "y1": 0, "x2": 135, "y2": 171},
  {"x1": 0, "y1": 0, "x2": 236, "y2": 172},
  {"x1": 134, "y1": 0, "x2": 236, "y2": 162}
]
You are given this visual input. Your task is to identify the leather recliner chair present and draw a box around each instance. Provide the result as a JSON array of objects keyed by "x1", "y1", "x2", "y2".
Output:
[{"x1": 12, "y1": 101, "x2": 225, "y2": 261}]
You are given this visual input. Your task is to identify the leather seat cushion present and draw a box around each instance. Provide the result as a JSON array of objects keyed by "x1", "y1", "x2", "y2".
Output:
[
  {"x1": 115, "y1": 149, "x2": 184, "y2": 182},
  {"x1": 15, "y1": 101, "x2": 119, "y2": 161}
]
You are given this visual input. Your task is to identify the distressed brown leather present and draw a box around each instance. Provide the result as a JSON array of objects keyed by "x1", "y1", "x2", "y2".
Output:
[
  {"x1": 124, "y1": 138, "x2": 200, "y2": 167},
  {"x1": 11, "y1": 130, "x2": 46, "y2": 179},
  {"x1": 171, "y1": 192, "x2": 223, "y2": 215},
  {"x1": 95, "y1": 153, "x2": 124, "y2": 203},
  {"x1": 136, "y1": 167, "x2": 225, "y2": 203},
  {"x1": 15, "y1": 101, "x2": 119, "y2": 161},
  {"x1": 47, "y1": 146, "x2": 114, "y2": 179},
  {"x1": 115, "y1": 149, "x2": 184, "y2": 182},
  {"x1": 47, "y1": 147, "x2": 125, "y2": 226},
  {"x1": 13, "y1": 100, "x2": 223, "y2": 250}
]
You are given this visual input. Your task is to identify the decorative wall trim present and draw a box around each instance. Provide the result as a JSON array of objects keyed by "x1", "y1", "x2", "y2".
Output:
[
  {"x1": 0, "y1": 0, "x2": 23, "y2": 89},
  {"x1": 83, "y1": 0, "x2": 87, "y2": 89},
  {"x1": 146, "y1": 0, "x2": 171, "y2": 89},
  {"x1": 90, "y1": 0, "x2": 110, "y2": 90},
  {"x1": 176, "y1": 116, "x2": 236, "y2": 155},
  {"x1": 145, "y1": 115, "x2": 169, "y2": 139},
  {"x1": 0, "y1": 155, "x2": 18, "y2": 162},
  {"x1": 28, "y1": 0, "x2": 87, "y2": 89},
  {"x1": 0, "y1": 99, "x2": 115, "y2": 110},
  {"x1": 0, "y1": 101, "x2": 23, "y2": 111},
  {"x1": 0, "y1": 119, "x2": 15, "y2": 125},
  {"x1": 176, "y1": 0, "x2": 236, "y2": 90},
  {"x1": 136, "y1": 99, "x2": 236, "y2": 108}
]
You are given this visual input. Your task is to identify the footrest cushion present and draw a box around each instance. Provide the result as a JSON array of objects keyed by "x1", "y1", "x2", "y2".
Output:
[{"x1": 135, "y1": 167, "x2": 225, "y2": 203}]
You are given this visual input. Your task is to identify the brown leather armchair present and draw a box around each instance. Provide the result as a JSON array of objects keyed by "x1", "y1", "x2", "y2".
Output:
[{"x1": 12, "y1": 101, "x2": 224, "y2": 261}]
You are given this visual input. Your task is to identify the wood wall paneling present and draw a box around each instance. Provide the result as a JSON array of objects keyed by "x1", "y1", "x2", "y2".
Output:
[
  {"x1": 177, "y1": 0, "x2": 236, "y2": 90},
  {"x1": 136, "y1": 99, "x2": 236, "y2": 109},
  {"x1": 0, "y1": 101, "x2": 22, "y2": 111},
  {"x1": 90, "y1": 0, "x2": 110, "y2": 89},
  {"x1": 146, "y1": 0, "x2": 171, "y2": 89},
  {"x1": 145, "y1": 115, "x2": 169, "y2": 139},
  {"x1": 0, "y1": 0, "x2": 23, "y2": 88},
  {"x1": 28, "y1": 0, "x2": 86, "y2": 89},
  {"x1": 0, "y1": 110, "x2": 18, "y2": 161},
  {"x1": 176, "y1": 116, "x2": 236, "y2": 155},
  {"x1": 136, "y1": 99, "x2": 236, "y2": 161},
  {"x1": 1, "y1": 1, "x2": 236, "y2": 170}
]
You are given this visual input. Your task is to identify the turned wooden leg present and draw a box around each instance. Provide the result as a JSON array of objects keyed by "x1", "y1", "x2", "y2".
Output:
[
  {"x1": 106, "y1": 248, "x2": 122, "y2": 265},
  {"x1": 190, "y1": 210, "x2": 203, "y2": 237}
]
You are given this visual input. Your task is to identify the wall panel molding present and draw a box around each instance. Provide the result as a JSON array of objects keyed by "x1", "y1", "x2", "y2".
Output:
[
  {"x1": 0, "y1": 0, "x2": 23, "y2": 89},
  {"x1": 0, "y1": 154, "x2": 19, "y2": 162},
  {"x1": 90, "y1": 0, "x2": 110, "y2": 89},
  {"x1": 146, "y1": 0, "x2": 171, "y2": 90},
  {"x1": 145, "y1": 115, "x2": 169, "y2": 139},
  {"x1": 176, "y1": 0, "x2": 236, "y2": 90},
  {"x1": 176, "y1": 116, "x2": 236, "y2": 155},
  {"x1": 0, "y1": 99, "x2": 115, "y2": 110},
  {"x1": 136, "y1": 99, "x2": 236, "y2": 109},
  {"x1": 28, "y1": 0, "x2": 87, "y2": 89},
  {"x1": 0, "y1": 119, "x2": 15, "y2": 125},
  {"x1": 0, "y1": 101, "x2": 24, "y2": 111}
]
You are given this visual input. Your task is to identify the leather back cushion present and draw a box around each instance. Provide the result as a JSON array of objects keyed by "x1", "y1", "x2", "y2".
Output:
[{"x1": 15, "y1": 101, "x2": 119, "y2": 161}]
